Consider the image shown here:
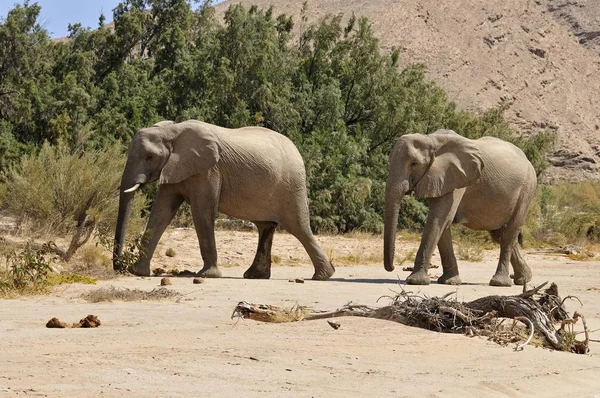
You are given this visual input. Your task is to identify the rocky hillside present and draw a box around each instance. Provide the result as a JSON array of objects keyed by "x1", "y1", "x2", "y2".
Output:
[
  {"x1": 217, "y1": 0, "x2": 600, "y2": 183},
  {"x1": 542, "y1": 0, "x2": 600, "y2": 57}
]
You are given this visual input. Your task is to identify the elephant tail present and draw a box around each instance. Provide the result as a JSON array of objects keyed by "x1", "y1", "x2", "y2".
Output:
[{"x1": 518, "y1": 231, "x2": 524, "y2": 248}]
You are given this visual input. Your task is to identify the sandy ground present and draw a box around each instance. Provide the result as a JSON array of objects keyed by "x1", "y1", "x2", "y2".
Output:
[{"x1": 1, "y1": 228, "x2": 600, "y2": 397}]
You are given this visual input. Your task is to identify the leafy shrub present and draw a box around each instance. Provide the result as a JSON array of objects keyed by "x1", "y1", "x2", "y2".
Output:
[
  {"x1": 1, "y1": 141, "x2": 146, "y2": 253},
  {"x1": 0, "y1": 243, "x2": 54, "y2": 293},
  {"x1": 0, "y1": 242, "x2": 98, "y2": 296}
]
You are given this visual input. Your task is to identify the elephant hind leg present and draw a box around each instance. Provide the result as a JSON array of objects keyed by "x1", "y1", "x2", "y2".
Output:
[
  {"x1": 437, "y1": 227, "x2": 461, "y2": 285},
  {"x1": 510, "y1": 245, "x2": 532, "y2": 285},
  {"x1": 243, "y1": 221, "x2": 277, "y2": 279},
  {"x1": 280, "y1": 214, "x2": 334, "y2": 281},
  {"x1": 489, "y1": 228, "x2": 532, "y2": 286}
]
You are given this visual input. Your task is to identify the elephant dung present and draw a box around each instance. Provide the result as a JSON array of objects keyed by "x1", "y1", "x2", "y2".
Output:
[{"x1": 46, "y1": 317, "x2": 67, "y2": 328}]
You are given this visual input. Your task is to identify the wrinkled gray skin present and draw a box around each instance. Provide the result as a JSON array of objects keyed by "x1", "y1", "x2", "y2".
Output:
[
  {"x1": 384, "y1": 130, "x2": 537, "y2": 287},
  {"x1": 114, "y1": 120, "x2": 335, "y2": 281}
]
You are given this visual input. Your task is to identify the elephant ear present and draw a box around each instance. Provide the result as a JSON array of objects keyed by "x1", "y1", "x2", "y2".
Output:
[
  {"x1": 414, "y1": 130, "x2": 483, "y2": 198},
  {"x1": 160, "y1": 122, "x2": 220, "y2": 185}
]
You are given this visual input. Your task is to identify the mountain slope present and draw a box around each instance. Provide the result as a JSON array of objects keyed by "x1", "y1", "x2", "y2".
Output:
[{"x1": 217, "y1": 0, "x2": 600, "y2": 182}]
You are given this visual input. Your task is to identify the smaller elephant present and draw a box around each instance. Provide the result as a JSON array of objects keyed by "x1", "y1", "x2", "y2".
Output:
[
  {"x1": 113, "y1": 120, "x2": 335, "y2": 281},
  {"x1": 383, "y1": 130, "x2": 537, "y2": 286}
]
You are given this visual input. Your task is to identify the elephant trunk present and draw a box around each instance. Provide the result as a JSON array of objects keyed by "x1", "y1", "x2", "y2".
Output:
[
  {"x1": 113, "y1": 186, "x2": 135, "y2": 271},
  {"x1": 383, "y1": 177, "x2": 406, "y2": 272}
]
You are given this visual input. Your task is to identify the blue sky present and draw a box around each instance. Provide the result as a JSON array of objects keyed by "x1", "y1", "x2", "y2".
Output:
[{"x1": 0, "y1": 0, "x2": 226, "y2": 38}]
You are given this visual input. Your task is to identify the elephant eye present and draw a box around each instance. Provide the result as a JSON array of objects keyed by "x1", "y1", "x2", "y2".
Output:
[
  {"x1": 145, "y1": 155, "x2": 154, "y2": 161},
  {"x1": 410, "y1": 161, "x2": 418, "y2": 167}
]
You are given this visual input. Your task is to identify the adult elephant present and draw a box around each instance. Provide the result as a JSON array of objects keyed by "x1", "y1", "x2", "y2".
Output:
[
  {"x1": 113, "y1": 120, "x2": 335, "y2": 281},
  {"x1": 383, "y1": 130, "x2": 537, "y2": 287}
]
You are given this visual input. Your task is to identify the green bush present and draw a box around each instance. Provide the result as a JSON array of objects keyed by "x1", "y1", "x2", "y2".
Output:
[
  {"x1": 0, "y1": 2, "x2": 555, "y2": 235},
  {"x1": 0, "y1": 243, "x2": 54, "y2": 293}
]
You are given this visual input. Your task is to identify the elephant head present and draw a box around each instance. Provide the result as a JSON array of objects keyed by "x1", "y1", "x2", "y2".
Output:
[
  {"x1": 113, "y1": 120, "x2": 220, "y2": 269},
  {"x1": 383, "y1": 130, "x2": 483, "y2": 272}
]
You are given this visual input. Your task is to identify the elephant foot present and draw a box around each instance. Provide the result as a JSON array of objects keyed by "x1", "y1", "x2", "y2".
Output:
[
  {"x1": 489, "y1": 273, "x2": 512, "y2": 287},
  {"x1": 512, "y1": 269, "x2": 532, "y2": 286},
  {"x1": 197, "y1": 265, "x2": 222, "y2": 278},
  {"x1": 406, "y1": 269, "x2": 431, "y2": 285},
  {"x1": 129, "y1": 263, "x2": 151, "y2": 277},
  {"x1": 311, "y1": 262, "x2": 335, "y2": 281},
  {"x1": 437, "y1": 273, "x2": 461, "y2": 285},
  {"x1": 513, "y1": 275, "x2": 531, "y2": 286},
  {"x1": 243, "y1": 265, "x2": 271, "y2": 279}
]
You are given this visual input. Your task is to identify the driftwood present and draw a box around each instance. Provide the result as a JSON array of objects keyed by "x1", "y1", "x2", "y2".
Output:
[
  {"x1": 232, "y1": 282, "x2": 591, "y2": 354},
  {"x1": 43, "y1": 214, "x2": 97, "y2": 262}
]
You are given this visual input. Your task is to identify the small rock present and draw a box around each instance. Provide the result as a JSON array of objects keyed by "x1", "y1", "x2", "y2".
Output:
[
  {"x1": 165, "y1": 248, "x2": 176, "y2": 257},
  {"x1": 295, "y1": 278, "x2": 305, "y2": 284},
  {"x1": 153, "y1": 268, "x2": 167, "y2": 276},
  {"x1": 193, "y1": 278, "x2": 204, "y2": 284},
  {"x1": 161, "y1": 277, "x2": 172, "y2": 286},
  {"x1": 327, "y1": 320, "x2": 341, "y2": 330}
]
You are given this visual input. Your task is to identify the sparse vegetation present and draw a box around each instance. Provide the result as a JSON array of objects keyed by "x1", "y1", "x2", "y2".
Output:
[
  {"x1": 46, "y1": 273, "x2": 97, "y2": 286},
  {"x1": 456, "y1": 240, "x2": 485, "y2": 262},
  {"x1": 0, "y1": 142, "x2": 147, "y2": 260},
  {"x1": 82, "y1": 286, "x2": 182, "y2": 302},
  {"x1": 396, "y1": 249, "x2": 417, "y2": 267},
  {"x1": 165, "y1": 248, "x2": 176, "y2": 257},
  {"x1": 219, "y1": 260, "x2": 242, "y2": 268},
  {"x1": 0, "y1": 243, "x2": 97, "y2": 296},
  {"x1": 0, "y1": 243, "x2": 54, "y2": 294},
  {"x1": 77, "y1": 244, "x2": 112, "y2": 269},
  {"x1": 527, "y1": 182, "x2": 600, "y2": 247}
]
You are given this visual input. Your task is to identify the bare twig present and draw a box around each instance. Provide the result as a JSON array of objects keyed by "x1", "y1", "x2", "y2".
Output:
[
  {"x1": 560, "y1": 295, "x2": 583, "y2": 308},
  {"x1": 514, "y1": 316, "x2": 535, "y2": 351},
  {"x1": 439, "y1": 306, "x2": 473, "y2": 323},
  {"x1": 441, "y1": 291, "x2": 457, "y2": 300},
  {"x1": 519, "y1": 281, "x2": 549, "y2": 298}
]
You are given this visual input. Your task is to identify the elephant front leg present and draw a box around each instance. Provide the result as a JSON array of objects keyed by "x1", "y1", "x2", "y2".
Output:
[
  {"x1": 436, "y1": 227, "x2": 461, "y2": 285},
  {"x1": 243, "y1": 221, "x2": 277, "y2": 279},
  {"x1": 188, "y1": 182, "x2": 222, "y2": 278},
  {"x1": 407, "y1": 189, "x2": 464, "y2": 285},
  {"x1": 134, "y1": 188, "x2": 184, "y2": 276},
  {"x1": 192, "y1": 212, "x2": 221, "y2": 278}
]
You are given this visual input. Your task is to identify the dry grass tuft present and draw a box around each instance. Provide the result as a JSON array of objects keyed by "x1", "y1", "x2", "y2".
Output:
[
  {"x1": 456, "y1": 241, "x2": 485, "y2": 262},
  {"x1": 81, "y1": 286, "x2": 182, "y2": 302},
  {"x1": 219, "y1": 260, "x2": 242, "y2": 268},
  {"x1": 69, "y1": 243, "x2": 117, "y2": 280},
  {"x1": 78, "y1": 244, "x2": 112, "y2": 268}
]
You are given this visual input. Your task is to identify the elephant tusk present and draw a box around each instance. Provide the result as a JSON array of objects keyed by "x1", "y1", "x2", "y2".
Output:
[{"x1": 123, "y1": 183, "x2": 141, "y2": 193}]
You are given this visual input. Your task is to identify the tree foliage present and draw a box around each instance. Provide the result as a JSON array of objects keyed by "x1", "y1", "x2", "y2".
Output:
[{"x1": 0, "y1": 1, "x2": 553, "y2": 234}]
